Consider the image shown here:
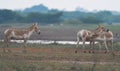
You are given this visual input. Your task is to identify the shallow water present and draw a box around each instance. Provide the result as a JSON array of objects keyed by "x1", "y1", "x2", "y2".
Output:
[{"x1": 0, "y1": 40, "x2": 97, "y2": 45}]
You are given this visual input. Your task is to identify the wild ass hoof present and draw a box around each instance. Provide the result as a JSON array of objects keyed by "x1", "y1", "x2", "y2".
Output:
[
  {"x1": 105, "y1": 50, "x2": 109, "y2": 54},
  {"x1": 75, "y1": 50, "x2": 77, "y2": 53},
  {"x1": 83, "y1": 50, "x2": 86, "y2": 53},
  {"x1": 88, "y1": 50, "x2": 93, "y2": 53},
  {"x1": 88, "y1": 50, "x2": 91, "y2": 53}
]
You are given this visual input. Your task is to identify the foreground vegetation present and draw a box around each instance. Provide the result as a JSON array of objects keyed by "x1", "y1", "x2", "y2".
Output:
[
  {"x1": 0, "y1": 43, "x2": 120, "y2": 71},
  {"x1": 0, "y1": 59, "x2": 120, "y2": 71}
]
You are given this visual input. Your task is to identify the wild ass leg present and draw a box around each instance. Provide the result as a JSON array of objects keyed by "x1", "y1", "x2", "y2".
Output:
[
  {"x1": 82, "y1": 40, "x2": 85, "y2": 49},
  {"x1": 4, "y1": 36, "x2": 11, "y2": 52},
  {"x1": 93, "y1": 41, "x2": 95, "y2": 49},
  {"x1": 89, "y1": 41, "x2": 93, "y2": 53},
  {"x1": 104, "y1": 41, "x2": 109, "y2": 52},
  {"x1": 109, "y1": 40, "x2": 113, "y2": 51},
  {"x1": 75, "y1": 36, "x2": 80, "y2": 53},
  {"x1": 23, "y1": 38, "x2": 27, "y2": 53},
  {"x1": 76, "y1": 36, "x2": 80, "y2": 47},
  {"x1": 98, "y1": 41, "x2": 102, "y2": 52},
  {"x1": 90, "y1": 41, "x2": 92, "y2": 49},
  {"x1": 90, "y1": 41, "x2": 95, "y2": 50},
  {"x1": 81, "y1": 37, "x2": 86, "y2": 48},
  {"x1": 90, "y1": 41, "x2": 94, "y2": 49},
  {"x1": 3, "y1": 39, "x2": 7, "y2": 52},
  {"x1": 111, "y1": 40, "x2": 113, "y2": 51}
]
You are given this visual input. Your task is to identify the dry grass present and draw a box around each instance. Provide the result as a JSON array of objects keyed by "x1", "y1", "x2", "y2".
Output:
[{"x1": 0, "y1": 44, "x2": 120, "y2": 71}]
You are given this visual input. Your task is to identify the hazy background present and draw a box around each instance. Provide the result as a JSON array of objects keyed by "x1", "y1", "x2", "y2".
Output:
[
  {"x1": 0, "y1": 0, "x2": 120, "y2": 24},
  {"x1": 0, "y1": 0, "x2": 120, "y2": 11},
  {"x1": 0, "y1": 0, "x2": 120, "y2": 41}
]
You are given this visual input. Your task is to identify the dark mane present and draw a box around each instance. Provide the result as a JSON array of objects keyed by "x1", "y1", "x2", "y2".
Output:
[{"x1": 106, "y1": 29, "x2": 109, "y2": 32}]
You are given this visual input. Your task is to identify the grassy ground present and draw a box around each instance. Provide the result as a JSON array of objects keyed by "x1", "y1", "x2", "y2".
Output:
[
  {"x1": 0, "y1": 43, "x2": 120, "y2": 71},
  {"x1": 0, "y1": 59, "x2": 120, "y2": 71}
]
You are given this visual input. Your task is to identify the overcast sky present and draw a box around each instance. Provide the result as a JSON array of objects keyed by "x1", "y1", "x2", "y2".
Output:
[{"x1": 0, "y1": 0, "x2": 120, "y2": 11}]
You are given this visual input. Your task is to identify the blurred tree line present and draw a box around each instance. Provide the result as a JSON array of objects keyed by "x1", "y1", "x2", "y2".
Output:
[
  {"x1": 0, "y1": 9, "x2": 120, "y2": 24},
  {"x1": 0, "y1": 9, "x2": 63, "y2": 24}
]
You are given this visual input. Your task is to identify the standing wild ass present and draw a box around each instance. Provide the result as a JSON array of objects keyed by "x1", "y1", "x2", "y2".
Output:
[
  {"x1": 77, "y1": 25, "x2": 106, "y2": 49},
  {"x1": 4, "y1": 23, "x2": 40, "y2": 52},
  {"x1": 91, "y1": 28, "x2": 113, "y2": 52}
]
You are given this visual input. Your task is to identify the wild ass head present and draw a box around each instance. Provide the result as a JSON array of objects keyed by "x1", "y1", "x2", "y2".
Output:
[
  {"x1": 95, "y1": 25, "x2": 106, "y2": 33},
  {"x1": 89, "y1": 25, "x2": 107, "y2": 38},
  {"x1": 33, "y1": 23, "x2": 41, "y2": 34}
]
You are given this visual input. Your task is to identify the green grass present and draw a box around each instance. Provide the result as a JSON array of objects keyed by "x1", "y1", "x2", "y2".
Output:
[{"x1": 0, "y1": 59, "x2": 120, "y2": 71}]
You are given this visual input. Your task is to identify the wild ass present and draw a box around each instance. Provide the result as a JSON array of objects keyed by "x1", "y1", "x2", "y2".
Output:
[
  {"x1": 91, "y1": 29, "x2": 113, "y2": 52},
  {"x1": 77, "y1": 29, "x2": 93, "y2": 48},
  {"x1": 4, "y1": 23, "x2": 40, "y2": 52},
  {"x1": 76, "y1": 25, "x2": 106, "y2": 49}
]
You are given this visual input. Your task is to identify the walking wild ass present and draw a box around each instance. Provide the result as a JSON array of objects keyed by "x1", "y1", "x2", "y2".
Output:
[{"x1": 4, "y1": 23, "x2": 40, "y2": 52}]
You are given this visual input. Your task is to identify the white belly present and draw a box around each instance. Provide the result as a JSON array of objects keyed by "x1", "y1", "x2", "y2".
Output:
[
  {"x1": 11, "y1": 32, "x2": 23, "y2": 38},
  {"x1": 11, "y1": 31, "x2": 33, "y2": 39},
  {"x1": 95, "y1": 37, "x2": 113, "y2": 41}
]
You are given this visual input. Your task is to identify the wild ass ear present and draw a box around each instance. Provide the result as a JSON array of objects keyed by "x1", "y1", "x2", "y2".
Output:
[
  {"x1": 106, "y1": 29, "x2": 109, "y2": 32},
  {"x1": 32, "y1": 23, "x2": 38, "y2": 26},
  {"x1": 33, "y1": 23, "x2": 35, "y2": 26}
]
